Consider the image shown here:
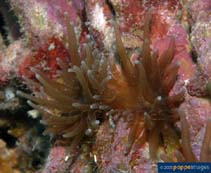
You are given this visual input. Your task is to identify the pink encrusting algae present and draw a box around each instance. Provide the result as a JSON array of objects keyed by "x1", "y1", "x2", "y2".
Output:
[
  {"x1": 19, "y1": 37, "x2": 70, "y2": 79},
  {"x1": 0, "y1": 0, "x2": 210, "y2": 173}
]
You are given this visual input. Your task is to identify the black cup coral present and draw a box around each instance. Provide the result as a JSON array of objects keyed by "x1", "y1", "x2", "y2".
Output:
[
  {"x1": 17, "y1": 11, "x2": 185, "y2": 160},
  {"x1": 17, "y1": 21, "x2": 113, "y2": 153},
  {"x1": 104, "y1": 11, "x2": 185, "y2": 158}
]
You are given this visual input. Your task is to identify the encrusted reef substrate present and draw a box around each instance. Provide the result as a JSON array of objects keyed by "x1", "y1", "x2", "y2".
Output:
[{"x1": 0, "y1": 0, "x2": 210, "y2": 173}]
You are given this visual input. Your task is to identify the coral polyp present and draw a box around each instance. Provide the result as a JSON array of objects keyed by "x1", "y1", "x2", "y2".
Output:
[
  {"x1": 161, "y1": 111, "x2": 211, "y2": 162},
  {"x1": 17, "y1": 11, "x2": 185, "y2": 161},
  {"x1": 17, "y1": 22, "x2": 112, "y2": 153},
  {"x1": 1, "y1": 0, "x2": 211, "y2": 172},
  {"x1": 105, "y1": 11, "x2": 185, "y2": 158}
]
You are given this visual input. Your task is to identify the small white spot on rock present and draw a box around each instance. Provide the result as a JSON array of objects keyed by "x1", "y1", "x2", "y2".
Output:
[
  {"x1": 5, "y1": 87, "x2": 15, "y2": 101},
  {"x1": 64, "y1": 155, "x2": 69, "y2": 162},
  {"x1": 184, "y1": 79, "x2": 190, "y2": 86},
  {"x1": 48, "y1": 43, "x2": 55, "y2": 51}
]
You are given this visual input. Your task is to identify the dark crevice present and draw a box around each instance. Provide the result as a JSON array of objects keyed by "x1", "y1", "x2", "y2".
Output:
[
  {"x1": 0, "y1": 0, "x2": 22, "y2": 45},
  {"x1": 105, "y1": 0, "x2": 116, "y2": 17},
  {"x1": 0, "y1": 12, "x2": 7, "y2": 43},
  {"x1": 190, "y1": 49, "x2": 198, "y2": 63},
  {"x1": 0, "y1": 127, "x2": 17, "y2": 147}
]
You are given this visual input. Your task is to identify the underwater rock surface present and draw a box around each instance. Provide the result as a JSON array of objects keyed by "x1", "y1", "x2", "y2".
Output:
[{"x1": 0, "y1": 0, "x2": 210, "y2": 173}]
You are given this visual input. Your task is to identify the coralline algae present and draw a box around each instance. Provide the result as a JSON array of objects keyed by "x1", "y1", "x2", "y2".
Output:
[{"x1": 0, "y1": 0, "x2": 210, "y2": 173}]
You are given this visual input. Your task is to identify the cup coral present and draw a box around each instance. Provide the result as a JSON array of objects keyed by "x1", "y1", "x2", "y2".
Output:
[
  {"x1": 17, "y1": 21, "x2": 113, "y2": 156},
  {"x1": 1, "y1": 0, "x2": 210, "y2": 172},
  {"x1": 17, "y1": 10, "x2": 184, "y2": 161},
  {"x1": 105, "y1": 11, "x2": 185, "y2": 159}
]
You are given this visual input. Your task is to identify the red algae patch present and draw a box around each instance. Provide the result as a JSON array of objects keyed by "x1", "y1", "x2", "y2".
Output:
[{"x1": 19, "y1": 37, "x2": 70, "y2": 79}]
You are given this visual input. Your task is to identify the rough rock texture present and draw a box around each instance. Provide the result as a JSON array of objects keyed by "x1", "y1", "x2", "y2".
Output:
[
  {"x1": 0, "y1": 139, "x2": 19, "y2": 173},
  {"x1": 0, "y1": 40, "x2": 30, "y2": 84},
  {"x1": 41, "y1": 146, "x2": 69, "y2": 173},
  {"x1": 179, "y1": 95, "x2": 211, "y2": 160},
  {"x1": 190, "y1": 0, "x2": 211, "y2": 75},
  {"x1": 93, "y1": 116, "x2": 158, "y2": 173},
  {"x1": 0, "y1": 0, "x2": 210, "y2": 173},
  {"x1": 10, "y1": 0, "x2": 85, "y2": 47}
]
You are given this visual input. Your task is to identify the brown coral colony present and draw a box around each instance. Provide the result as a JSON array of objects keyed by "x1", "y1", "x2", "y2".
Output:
[
  {"x1": 17, "y1": 21, "x2": 112, "y2": 152},
  {"x1": 107, "y1": 11, "x2": 184, "y2": 158},
  {"x1": 17, "y1": 11, "x2": 185, "y2": 159}
]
